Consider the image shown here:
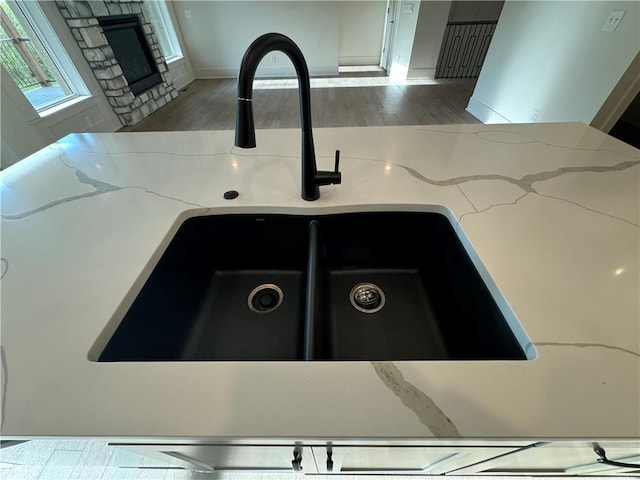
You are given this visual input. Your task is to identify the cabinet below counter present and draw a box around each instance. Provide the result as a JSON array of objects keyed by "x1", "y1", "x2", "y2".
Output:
[{"x1": 112, "y1": 441, "x2": 640, "y2": 476}]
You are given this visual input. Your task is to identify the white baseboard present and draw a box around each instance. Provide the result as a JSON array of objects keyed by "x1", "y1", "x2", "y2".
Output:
[
  {"x1": 466, "y1": 97, "x2": 511, "y2": 124},
  {"x1": 194, "y1": 65, "x2": 338, "y2": 79},
  {"x1": 407, "y1": 68, "x2": 436, "y2": 79},
  {"x1": 338, "y1": 56, "x2": 380, "y2": 66},
  {"x1": 194, "y1": 68, "x2": 236, "y2": 79}
]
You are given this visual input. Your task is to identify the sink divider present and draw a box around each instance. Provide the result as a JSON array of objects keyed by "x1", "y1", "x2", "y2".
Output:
[{"x1": 303, "y1": 220, "x2": 320, "y2": 361}]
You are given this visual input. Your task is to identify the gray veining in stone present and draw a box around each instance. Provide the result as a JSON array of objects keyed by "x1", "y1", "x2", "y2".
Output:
[
  {"x1": 5, "y1": 130, "x2": 636, "y2": 225},
  {"x1": 372, "y1": 362, "x2": 461, "y2": 437},
  {"x1": 536, "y1": 342, "x2": 640, "y2": 357},
  {"x1": 520, "y1": 162, "x2": 640, "y2": 189},
  {"x1": 1, "y1": 154, "x2": 206, "y2": 220},
  {"x1": 68, "y1": 160, "x2": 121, "y2": 194},
  {"x1": 474, "y1": 129, "x2": 640, "y2": 160},
  {"x1": 0, "y1": 191, "x2": 109, "y2": 220},
  {"x1": 406, "y1": 126, "x2": 640, "y2": 161},
  {"x1": 402, "y1": 160, "x2": 639, "y2": 194},
  {"x1": 458, "y1": 192, "x2": 530, "y2": 224},
  {"x1": 458, "y1": 187, "x2": 638, "y2": 229},
  {"x1": 536, "y1": 192, "x2": 640, "y2": 228},
  {"x1": 60, "y1": 155, "x2": 207, "y2": 208},
  {"x1": 456, "y1": 185, "x2": 478, "y2": 212},
  {"x1": 344, "y1": 153, "x2": 639, "y2": 228},
  {"x1": 81, "y1": 148, "x2": 237, "y2": 158},
  {"x1": 1, "y1": 258, "x2": 8, "y2": 280},
  {"x1": 345, "y1": 151, "x2": 638, "y2": 196},
  {"x1": 1, "y1": 346, "x2": 7, "y2": 428},
  {"x1": 59, "y1": 138, "x2": 639, "y2": 231},
  {"x1": 475, "y1": 130, "x2": 539, "y2": 144}
]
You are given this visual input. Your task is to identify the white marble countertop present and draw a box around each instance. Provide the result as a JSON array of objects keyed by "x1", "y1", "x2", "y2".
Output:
[{"x1": 0, "y1": 123, "x2": 638, "y2": 439}]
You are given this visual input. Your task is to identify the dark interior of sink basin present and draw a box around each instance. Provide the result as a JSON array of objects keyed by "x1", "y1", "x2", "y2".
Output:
[
  {"x1": 311, "y1": 213, "x2": 524, "y2": 360},
  {"x1": 96, "y1": 212, "x2": 528, "y2": 362},
  {"x1": 98, "y1": 215, "x2": 309, "y2": 361}
]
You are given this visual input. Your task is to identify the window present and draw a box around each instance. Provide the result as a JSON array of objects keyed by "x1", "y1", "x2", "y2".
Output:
[
  {"x1": 144, "y1": 0, "x2": 182, "y2": 62},
  {"x1": 0, "y1": 0, "x2": 87, "y2": 113}
]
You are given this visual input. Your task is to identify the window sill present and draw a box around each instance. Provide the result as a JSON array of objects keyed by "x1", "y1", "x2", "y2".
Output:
[
  {"x1": 37, "y1": 95, "x2": 92, "y2": 118},
  {"x1": 167, "y1": 55, "x2": 185, "y2": 66}
]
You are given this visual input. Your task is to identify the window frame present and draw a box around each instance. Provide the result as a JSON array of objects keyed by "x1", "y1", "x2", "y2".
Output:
[
  {"x1": 143, "y1": 0, "x2": 183, "y2": 64},
  {"x1": 2, "y1": 0, "x2": 89, "y2": 114}
]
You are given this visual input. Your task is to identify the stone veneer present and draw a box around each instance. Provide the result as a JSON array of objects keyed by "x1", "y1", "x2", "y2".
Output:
[{"x1": 56, "y1": 0, "x2": 178, "y2": 125}]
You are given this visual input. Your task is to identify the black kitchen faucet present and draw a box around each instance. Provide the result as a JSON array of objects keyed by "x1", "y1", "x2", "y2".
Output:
[{"x1": 235, "y1": 33, "x2": 341, "y2": 201}]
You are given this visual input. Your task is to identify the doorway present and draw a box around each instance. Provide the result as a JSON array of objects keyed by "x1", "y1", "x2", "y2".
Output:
[
  {"x1": 609, "y1": 91, "x2": 640, "y2": 148},
  {"x1": 380, "y1": 0, "x2": 398, "y2": 73}
]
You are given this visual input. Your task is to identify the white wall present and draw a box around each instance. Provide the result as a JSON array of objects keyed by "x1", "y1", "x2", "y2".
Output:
[
  {"x1": 1, "y1": 1, "x2": 121, "y2": 169},
  {"x1": 448, "y1": 1, "x2": 504, "y2": 22},
  {"x1": 337, "y1": 1, "x2": 387, "y2": 66},
  {"x1": 1, "y1": 71, "x2": 49, "y2": 166},
  {"x1": 174, "y1": 1, "x2": 339, "y2": 78},
  {"x1": 408, "y1": 0, "x2": 451, "y2": 77},
  {"x1": 467, "y1": 1, "x2": 640, "y2": 124}
]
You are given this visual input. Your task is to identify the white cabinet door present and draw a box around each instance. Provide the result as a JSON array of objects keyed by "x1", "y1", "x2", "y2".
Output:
[
  {"x1": 111, "y1": 444, "x2": 314, "y2": 473},
  {"x1": 454, "y1": 441, "x2": 640, "y2": 476},
  {"x1": 311, "y1": 445, "x2": 521, "y2": 474}
]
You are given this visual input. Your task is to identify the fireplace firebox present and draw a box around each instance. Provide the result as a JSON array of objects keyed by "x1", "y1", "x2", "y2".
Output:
[{"x1": 98, "y1": 14, "x2": 162, "y2": 96}]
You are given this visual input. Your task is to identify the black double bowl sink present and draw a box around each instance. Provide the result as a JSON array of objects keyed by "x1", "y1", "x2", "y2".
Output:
[{"x1": 96, "y1": 211, "x2": 531, "y2": 362}]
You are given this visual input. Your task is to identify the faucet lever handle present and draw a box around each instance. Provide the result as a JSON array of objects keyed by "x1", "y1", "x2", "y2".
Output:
[{"x1": 314, "y1": 149, "x2": 342, "y2": 187}]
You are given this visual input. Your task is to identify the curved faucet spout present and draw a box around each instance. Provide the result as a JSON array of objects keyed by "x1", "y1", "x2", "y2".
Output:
[{"x1": 235, "y1": 33, "x2": 341, "y2": 201}]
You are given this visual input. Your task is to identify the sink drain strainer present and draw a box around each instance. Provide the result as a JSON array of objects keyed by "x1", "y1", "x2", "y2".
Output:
[
  {"x1": 248, "y1": 284, "x2": 284, "y2": 313},
  {"x1": 350, "y1": 283, "x2": 385, "y2": 314}
]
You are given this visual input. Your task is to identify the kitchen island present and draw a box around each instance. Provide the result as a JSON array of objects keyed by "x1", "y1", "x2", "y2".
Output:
[{"x1": 1, "y1": 123, "x2": 638, "y2": 449}]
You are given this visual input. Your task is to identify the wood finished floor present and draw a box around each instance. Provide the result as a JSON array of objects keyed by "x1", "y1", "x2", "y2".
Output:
[{"x1": 120, "y1": 77, "x2": 479, "y2": 132}]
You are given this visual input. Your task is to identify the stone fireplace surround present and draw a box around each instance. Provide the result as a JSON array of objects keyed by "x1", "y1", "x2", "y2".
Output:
[{"x1": 56, "y1": 0, "x2": 178, "y2": 125}]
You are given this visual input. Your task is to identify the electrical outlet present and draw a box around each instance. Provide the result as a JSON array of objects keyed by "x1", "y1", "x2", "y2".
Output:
[
  {"x1": 84, "y1": 116, "x2": 93, "y2": 127},
  {"x1": 601, "y1": 10, "x2": 625, "y2": 31},
  {"x1": 401, "y1": 2, "x2": 415, "y2": 14},
  {"x1": 184, "y1": 10, "x2": 192, "y2": 19}
]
